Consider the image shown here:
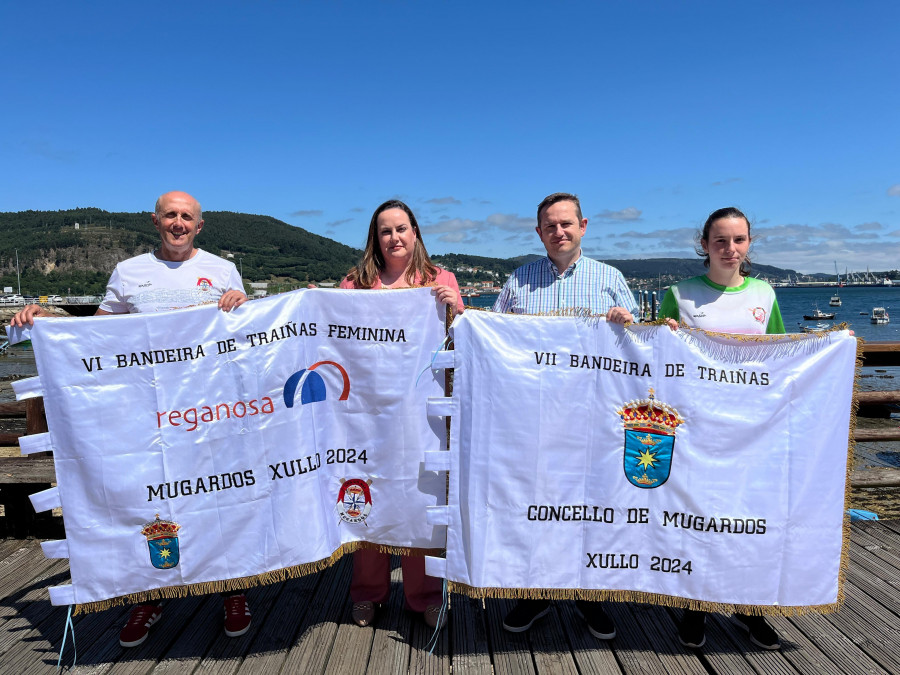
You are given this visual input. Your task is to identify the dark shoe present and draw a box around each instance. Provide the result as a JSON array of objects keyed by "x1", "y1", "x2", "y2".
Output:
[
  {"x1": 223, "y1": 594, "x2": 251, "y2": 637},
  {"x1": 733, "y1": 613, "x2": 780, "y2": 650},
  {"x1": 502, "y1": 599, "x2": 551, "y2": 632},
  {"x1": 351, "y1": 601, "x2": 376, "y2": 627},
  {"x1": 424, "y1": 604, "x2": 448, "y2": 630},
  {"x1": 678, "y1": 609, "x2": 706, "y2": 648},
  {"x1": 119, "y1": 604, "x2": 162, "y2": 647},
  {"x1": 574, "y1": 600, "x2": 616, "y2": 640}
]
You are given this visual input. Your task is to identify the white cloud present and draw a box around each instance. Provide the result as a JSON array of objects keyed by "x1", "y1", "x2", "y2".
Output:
[
  {"x1": 421, "y1": 218, "x2": 480, "y2": 235},
  {"x1": 614, "y1": 227, "x2": 696, "y2": 250},
  {"x1": 486, "y1": 213, "x2": 534, "y2": 231},
  {"x1": 424, "y1": 196, "x2": 461, "y2": 205},
  {"x1": 887, "y1": 184, "x2": 900, "y2": 196},
  {"x1": 421, "y1": 218, "x2": 484, "y2": 246},
  {"x1": 594, "y1": 207, "x2": 642, "y2": 222},
  {"x1": 419, "y1": 213, "x2": 535, "y2": 248},
  {"x1": 418, "y1": 210, "x2": 898, "y2": 274},
  {"x1": 291, "y1": 209, "x2": 323, "y2": 217},
  {"x1": 743, "y1": 222, "x2": 900, "y2": 272},
  {"x1": 711, "y1": 177, "x2": 742, "y2": 187},
  {"x1": 326, "y1": 218, "x2": 352, "y2": 227},
  {"x1": 437, "y1": 231, "x2": 467, "y2": 243},
  {"x1": 581, "y1": 219, "x2": 900, "y2": 273},
  {"x1": 855, "y1": 222, "x2": 883, "y2": 232}
]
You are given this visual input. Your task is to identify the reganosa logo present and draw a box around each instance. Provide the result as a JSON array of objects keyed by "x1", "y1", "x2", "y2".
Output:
[
  {"x1": 283, "y1": 361, "x2": 350, "y2": 406},
  {"x1": 157, "y1": 397, "x2": 275, "y2": 432}
]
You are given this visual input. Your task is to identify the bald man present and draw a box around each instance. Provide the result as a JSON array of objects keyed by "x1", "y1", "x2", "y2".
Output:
[
  {"x1": 12, "y1": 191, "x2": 246, "y2": 325},
  {"x1": 10, "y1": 191, "x2": 251, "y2": 646}
]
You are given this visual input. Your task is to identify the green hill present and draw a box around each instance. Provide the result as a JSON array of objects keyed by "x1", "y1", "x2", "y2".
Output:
[
  {"x1": 0, "y1": 209, "x2": 362, "y2": 295},
  {"x1": 599, "y1": 258, "x2": 796, "y2": 286},
  {"x1": 0, "y1": 207, "x2": 881, "y2": 296}
]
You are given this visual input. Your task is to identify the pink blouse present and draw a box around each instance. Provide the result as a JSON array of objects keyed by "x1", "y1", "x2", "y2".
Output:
[{"x1": 339, "y1": 267, "x2": 464, "y2": 313}]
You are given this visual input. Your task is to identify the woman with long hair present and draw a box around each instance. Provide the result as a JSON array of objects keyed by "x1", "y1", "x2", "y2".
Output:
[{"x1": 340, "y1": 199, "x2": 463, "y2": 630}]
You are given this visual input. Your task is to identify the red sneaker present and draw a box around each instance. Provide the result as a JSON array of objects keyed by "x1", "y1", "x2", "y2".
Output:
[
  {"x1": 119, "y1": 604, "x2": 162, "y2": 647},
  {"x1": 223, "y1": 594, "x2": 251, "y2": 637}
]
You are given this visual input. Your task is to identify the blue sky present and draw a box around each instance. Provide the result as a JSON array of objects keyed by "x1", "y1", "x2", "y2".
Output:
[{"x1": 2, "y1": 1, "x2": 898, "y2": 274}]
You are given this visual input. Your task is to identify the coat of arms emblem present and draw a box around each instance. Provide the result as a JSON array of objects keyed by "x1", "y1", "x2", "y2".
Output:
[
  {"x1": 336, "y1": 478, "x2": 373, "y2": 524},
  {"x1": 141, "y1": 515, "x2": 181, "y2": 569},
  {"x1": 616, "y1": 388, "x2": 684, "y2": 489}
]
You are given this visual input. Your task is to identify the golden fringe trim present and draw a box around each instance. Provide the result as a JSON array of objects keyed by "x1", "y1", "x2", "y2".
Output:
[
  {"x1": 495, "y1": 306, "x2": 604, "y2": 319},
  {"x1": 446, "y1": 583, "x2": 841, "y2": 616},
  {"x1": 673, "y1": 322, "x2": 853, "y2": 365},
  {"x1": 353, "y1": 541, "x2": 442, "y2": 557},
  {"x1": 837, "y1": 336, "x2": 866, "y2": 608},
  {"x1": 679, "y1": 320, "x2": 851, "y2": 342},
  {"x1": 72, "y1": 541, "x2": 440, "y2": 615},
  {"x1": 366, "y1": 283, "x2": 439, "y2": 292}
]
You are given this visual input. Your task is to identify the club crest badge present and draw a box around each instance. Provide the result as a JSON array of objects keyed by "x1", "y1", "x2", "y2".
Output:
[
  {"x1": 141, "y1": 514, "x2": 181, "y2": 569},
  {"x1": 336, "y1": 478, "x2": 372, "y2": 524},
  {"x1": 196, "y1": 277, "x2": 212, "y2": 292},
  {"x1": 616, "y1": 388, "x2": 684, "y2": 489}
]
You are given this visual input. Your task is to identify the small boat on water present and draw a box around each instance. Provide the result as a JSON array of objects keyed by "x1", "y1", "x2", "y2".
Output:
[
  {"x1": 870, "y1": 307, "x2": 890, "y2": 324},
  {"x1": 798, "y1": 322, "x2": 831, "y2": 333},
  {"x1": 830, "y1": 262, "x2": 842, "y2": 306},
  {"x1": 803, "y1": 305, "x2": 836, "y2": 321}
]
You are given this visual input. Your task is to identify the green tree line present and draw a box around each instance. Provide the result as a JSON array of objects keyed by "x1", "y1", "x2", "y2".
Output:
[{"x1": 0, "y1": 208, "x2": 363, "y2": 295}]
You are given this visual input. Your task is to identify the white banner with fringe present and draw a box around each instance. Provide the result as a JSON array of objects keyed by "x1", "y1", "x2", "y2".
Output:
[
  {"x1": 12, "y1": 288, "x2": 447, "y2": 611},
  {"x1": 425, "y1": 312, "x2": 856, "y2": 614}
]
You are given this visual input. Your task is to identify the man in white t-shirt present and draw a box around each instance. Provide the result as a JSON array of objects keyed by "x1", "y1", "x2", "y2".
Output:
[
  {"x1": 13, "y1": 191, "x2": 247, "y2": 322},
  {"x1": 11, "y1": 191, "x2": 251, "y2": 646}
]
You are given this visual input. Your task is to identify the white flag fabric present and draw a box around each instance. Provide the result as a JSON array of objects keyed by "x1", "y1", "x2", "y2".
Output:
[
  {"x1": 426, "y1": 312, "x2": 856, "y2": 614},
  {"x1": 16, "y1": 288, "x2": 448, "y2": 611}
]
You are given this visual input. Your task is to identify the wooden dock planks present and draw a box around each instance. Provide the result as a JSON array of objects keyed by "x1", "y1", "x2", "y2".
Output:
[{"x1": 0, "y1": 521, "x2": 897, "y2": 674}]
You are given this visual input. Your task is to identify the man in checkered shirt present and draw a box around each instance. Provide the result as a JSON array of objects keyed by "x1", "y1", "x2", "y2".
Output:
[
  {"x1": 494, "y1": 191, "x2": 637, "y2": 640},
  {"x1": 493, "y1": 192, "x2": 637, "y2": 321}
]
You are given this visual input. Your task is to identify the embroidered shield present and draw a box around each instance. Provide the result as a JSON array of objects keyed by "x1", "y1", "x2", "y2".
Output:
[
  {"x1": 616, "y1": 388, "x2": 684, "y2": 490},
  {"x1": 147, "y1": 536, "x2": 180, "y2": 569},
  {"x1": 141, "y1": 515, "x2": 181, "y2": 569},
  {"x1": 623, "y1": 429, "x2": 674, "y2": 488}
]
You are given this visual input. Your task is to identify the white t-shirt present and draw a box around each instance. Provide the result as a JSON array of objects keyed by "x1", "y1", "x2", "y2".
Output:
[
  {"x1": 99, "y1": 249, "x2": 244, "y2": 314},
  {"x1": 658, "y1": 275, "x2": 785, "y2": 335}
]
